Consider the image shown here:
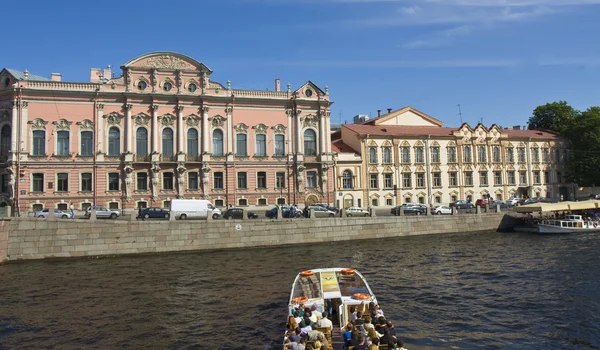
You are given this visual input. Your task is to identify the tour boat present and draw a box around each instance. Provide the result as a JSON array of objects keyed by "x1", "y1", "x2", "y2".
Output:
[
  {"x1": 284, "y1": 268, "x2": 379, "y2": 349},
  {"x1": 538, "y1": 215, "x2": 600, "y2": 234}
]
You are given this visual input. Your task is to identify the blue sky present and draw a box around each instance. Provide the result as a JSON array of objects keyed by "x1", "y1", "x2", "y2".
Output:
[{"x1": 4, "y1": 0, "x2": 600, "y2": 127}]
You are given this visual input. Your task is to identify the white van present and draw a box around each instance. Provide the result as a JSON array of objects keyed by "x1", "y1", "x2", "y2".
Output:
[{"x1": 170, "y1": 199, "x2": 222, "y2": 220}]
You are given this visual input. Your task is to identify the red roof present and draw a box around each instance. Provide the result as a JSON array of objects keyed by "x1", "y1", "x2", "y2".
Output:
[
  {"x1": 502, "y1": 129, "x2": 560, "y2": 139},
  {"x1": 344, "y1": 124, "x2": 457, "y2": 137},
  {"x1": 332, "y1": 139, "x2": 358, "y2": 153}
]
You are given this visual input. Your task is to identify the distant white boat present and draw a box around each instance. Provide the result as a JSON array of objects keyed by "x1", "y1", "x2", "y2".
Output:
[{"x1": 538, "y1": 215, "x2": 600, "y2": 233}]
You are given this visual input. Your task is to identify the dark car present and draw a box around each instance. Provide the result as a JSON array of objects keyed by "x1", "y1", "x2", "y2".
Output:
[
  {"x1": 315, "y1": 203, "x2": 339, "y2": 214},
  {"x1": 391, "y1": 204, "x2": 427, "y2": 216},
  {"x1": 223, "y1": 208, "x2": 258, "y2": 220},
  {"x1": 139, "y1": 207, "x2": 170, "y2": 219},
  {"x1": 451, "y1": 200, "x2": 475, "y2": 209},
  {"x1": 265, "y1": 206, "x2": 300, "y2": 219}
]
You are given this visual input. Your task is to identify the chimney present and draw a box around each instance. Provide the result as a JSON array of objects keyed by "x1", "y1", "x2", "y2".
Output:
[
  {"x1": 90, "y1": 68, "x2": 101, "y2": 83},
  {"x1": 377, "y1": 110, "x2": 381, "y2": 118},
  {"x1": 512, "y1": 125, "x2": 520, "y2": 130},
  {"x1": 275, "y1": 79, "x2": 280, "y2": 92},
  {"x1": 387, "y1": 108, "x2": 392, "y2": 114},
  {"x1": 103, "y1": 65, "x2": 112, "y2": 80},
  {"x1": 23, "y1": 70, "x2": 29, "y2": 80},
  {"x1": 51, "y1": 73, "x2": 62, "y2": 82}
]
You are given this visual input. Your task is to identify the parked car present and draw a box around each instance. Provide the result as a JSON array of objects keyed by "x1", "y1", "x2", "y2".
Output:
[
  {"x1": 451, "y1": 200, "x2": 475, "y2": 209},
  {"x1": 391, "y1": 204, "x2": 427, "y2": 216},
  {"x1": 475, "y1": 199, "x2": 490, "y2": 207},
  {"x1": 170, "y1": 199, "x2": 221, "y2": 220},
  {"x1": 139, "y1": 207, "x2": 170, "y2": 220},
  {"x1": 307, "y1": 205, "x2": 337, "y2": 218},
  {"x1": 223, "y1": 208, "x2": 258, "y2": 219},
  {"x1": 265, "y1": 206, "x2": 300, "y2": 219},
  {"x1": 315, "y1": 203, "x2": 339, "y2": 214},
  {"x1": 345, "y1": 207, "x2": 370, "y2": 217},
  {"x1": 431, "y1": 206, "x2": 452, "y2": 215},
  {"x1": 84, "y1": 206, "x2": 120, "y2": 219},
  {"x1": 35, "y1": 209, "x2": 73, "y2": 219},
  {"x1": 505, "y1": 198, "x2": 520, "y2": 206}
]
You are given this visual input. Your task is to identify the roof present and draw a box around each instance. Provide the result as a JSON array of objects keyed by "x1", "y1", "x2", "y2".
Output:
[
  {"x1": 503, "y1": 129, "x2": 560, "y2": 139},
  {"x1": 363, "y1": 106, "x2": 444, "y2": 127},
  {"x1": 344, "y1": 124, "x2": 457, "y2": 137},
  {"x1": 514, "y1": 200, "x2": 600, "y2": 213},
  {"x1": 332, "y1": 139, "x2": 357, "y2": 153},
  {"x1": 5, "y1": 68, "x2": 50, "y2": 81}
]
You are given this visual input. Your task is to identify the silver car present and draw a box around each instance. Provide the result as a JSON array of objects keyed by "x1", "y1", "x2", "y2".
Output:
[
  {"x1": 84, "y1": 206, "x2": 120, "y2": 219},
  {"x1": 345, "y1": 207, "x2": 370, "y2": 217},
  {"x1": 35, "y1": 209, "x2": 73, "y2": 219},
  {"x1": 307, "y1": 205, "x2": 337, "y2": 218}
]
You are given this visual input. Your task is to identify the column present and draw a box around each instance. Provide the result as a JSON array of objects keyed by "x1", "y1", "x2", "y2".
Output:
[
  {"x1": 20, "y1": 102, "x2": 28, "y2": 153},
  {"x1": 295, "y1": 109, "x2": 302, "y2": 153},
  {"x1": 286, "y1": 109, "x2": 292, "y2": 154},
  {"x1": 325, "y1": 113, "x2": 332, "y2": 153},
  {"x1": 202, "y1": 106, "x2": 209, "y2": 153},
  {"x1": 125, "y1": 104, "x2": 132, "y2": 153},
  {"x1": 10, "y1": 100, "x2": 17, "y2": 152},
  {"x1": 319, "y1": 113, "x2": 325, "y2": 155},
  {"x1": 97, "y1": 104, "x2": 105, "y2": 153},
  {"x1": 151, "y1": 104, "x2": 158, "y2": 153},
  {"x1": 177, "y1": 105, "x2": 184, "y2": 153},
  {"x1": 225, "y1": 106, "x2": 233, "y2": 154}
]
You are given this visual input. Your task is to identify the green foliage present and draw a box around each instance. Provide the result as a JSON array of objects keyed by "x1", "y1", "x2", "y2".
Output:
[
  {"x1": 527, "y1": 101, "x2": 579, "y2": 133},
  {"x1": 564, "y1": 107, "x2": 600, "y2": 186}
]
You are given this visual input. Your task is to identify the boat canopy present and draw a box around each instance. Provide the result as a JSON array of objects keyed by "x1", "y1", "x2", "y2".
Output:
[{"x1": 514, "y1": 200, "x2": 600, "y2": 213}]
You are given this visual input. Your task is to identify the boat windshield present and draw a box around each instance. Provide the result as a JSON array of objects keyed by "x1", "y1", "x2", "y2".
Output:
[
  {"x1": 291, "y1": 270, "x2": 372, "y2": 301},
  {"x1": 291, "y1": 272, "x2": 322, "y2": 300},
  {"x1": 337, "y1": 271, "x2": 370, "y2": 296}
]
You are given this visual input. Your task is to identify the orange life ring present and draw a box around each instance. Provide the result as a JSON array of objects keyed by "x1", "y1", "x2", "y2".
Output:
[
  {"x1": 291, "y1": 296, "x2": 309, "y2": 304},
  {"x1": 341, "y1": 268, "x2": 356, "y2": 276},
  {"x1": 300, "y1": 270, "x2": 314, "y2": 277},
  {"x1": 352, "y1": 293, "x2": 372, "y2": 300}
]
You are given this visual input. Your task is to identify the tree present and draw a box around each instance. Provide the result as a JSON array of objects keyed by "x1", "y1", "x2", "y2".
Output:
[
  {"x1": 564, "y1": 106, "x2": 600, "y2": 186},
  {"x1": 527, "y1": 101, "x2": 579, "y2": 133}
]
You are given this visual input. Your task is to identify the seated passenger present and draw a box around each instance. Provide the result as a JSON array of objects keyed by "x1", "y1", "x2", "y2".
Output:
[
  {"x1": 294, "y1": 310, "x2": 303, "y2": 325},
  {"x1": 350, "y1": 306, "x2": 358, "y2": 322},
  {"x1": 305, "y1": 329, "x2": 323, "y2": 341},
  {"x1": 317, "y1": 332, "x2": 328, "y2": 350},
  {"x1": 351, "y1": 333, "x2": 369, "y2": 350},
  {"x1": 354, "y1": 312, "x2": 365, "y2": 326},
  {"x1": 343, "y1": 323, "x2": 354, "y2": 348},
  {"x1": 316, "y1": 311, "x2": 333, "y2": 330},
  {"x1": 379, "y1": 327, "x2": 395, "y2": 346},
  {"x1": 288, "y1": 315, "x2": 299, "y2": 331},
  {"x1": 369, "y1": 338, "x2": 380, "y2": 350},
  {"x1": 289, "y1": 328, "x2": 302, "y2": 343},
  {"x1": 313, "y1": 340, "x2": 322, "y2": 350}
]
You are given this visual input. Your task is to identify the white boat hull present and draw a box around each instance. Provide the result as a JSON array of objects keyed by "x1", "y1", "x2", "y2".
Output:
[{"x1": 538, "y1": 224, "x2": 600, "y2": 234}]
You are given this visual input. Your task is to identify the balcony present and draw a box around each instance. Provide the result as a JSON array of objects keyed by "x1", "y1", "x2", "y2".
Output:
[
  {"x1": 161, "y1": 155, "x2": 177, "y2": 162},
  {"x1": 186, "y1": 154, "x2": 202, "y2": 162},
  {"x1": 134, "y1": 154, "x2": 151, "y2": 162}
]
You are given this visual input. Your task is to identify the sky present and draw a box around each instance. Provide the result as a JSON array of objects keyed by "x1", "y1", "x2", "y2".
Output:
[{"x1": 3, "y1": 0, "x2": 600, "y2": 128}]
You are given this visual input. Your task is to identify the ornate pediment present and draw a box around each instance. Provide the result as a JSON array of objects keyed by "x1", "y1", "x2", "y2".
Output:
[
  {"x1": 479, "y1": 164, "x2": 488, "y2": 170},
  {"x1": 52, "y1": 119, "x2": 72, "y2": 131},
  {"x1": 415, "y1": 165, "x2": 425, "y2": 172},
  {"x1": 430, "y1": 141, "x2": 440, "y2": 147},
  {"x1": 186, "y1": 114, "x2": 200, "y2": 127},
  {"x1": 448, "y1": 165, "x2": 457, "y2": 171},
  {"x1": 368, "y1": 165, "x2": 378, "y2": 173},
  {"x1": 493, "y1": 164, "x2": 502, "y2": 171},
  {"x1": 29, "y1": 118, "x2": 48, "y2": 130},
  {"x1": 464, "y1": 165, "x2": 473, "y2": 171},
  {"x1": 159, "y1": 113, "x2": 175, "y2": 127},
  {"x1": 401, "y1": 165, "x2": 411, "y2": 173},
  {"x1": 76, "y1": 119, "x2": 94, "y2": 131},
  {"x1": 234, "y1": 123, "x2": 248, "y2": 134},
  {"x1": 105, "y1": 112, "x2": 124, "y2": 126},
  {"x1": 400, "y1": 141, "x2": 411, "y2": 147},
  {"x1": 302, "y1": 114, "x2": 319, "y2": 128},
  {"x1": 507, "y1": 164, "x2": 515, "y2": 171},
  {"x1": 252, "y1": 123, "x2": 268, "y2": 134},
  {"x1": 211, "y1": 115, "x2": 226, "y2": 128},
  {"x1": 133, "y1": 113, "x2": 151, "y2": 127},
  {"x1": 272, "y1": 124, "x2": 286, "y2": 134},
  {"x1": 367, "y1": 140, "x2": 377, "y2": 147},
  {"x1": 432, "y1": 165, "x2": 441, "y2": 172},
  {"x1": 382, "y1": 140, "x2": 393, "y2": 147},
  {"x1": 383, "y1": 165, "x2": 393, "y2": 173},
  {"x1": 414, "y1": 140, "x2": 424, "y2": 147},
  {"x1": 136, "y1": 54, "x2": 197, "y2": 70},
  {"x1": 519, "y1": 164, "x2": 527, "y2": 171},
  {"x1": 465, "y1": 189, "x2": 474, "y2": 195}
]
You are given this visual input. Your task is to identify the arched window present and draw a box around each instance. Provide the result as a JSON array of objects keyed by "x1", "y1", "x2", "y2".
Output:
[
  {"x1": 187, "y1": 128, "x2": 198, "y2": 157},
  {"x1": 236, "y1": 134, "x2": 247, "y2": 156},
  {"x1": 464, "y1": 145, "x2": 472, "y2": 162},
  {"x1": 108, "y1": 127, "x2": 120, "y2": 156},
  {"x1": 342, "y1": 170, "x2": 353, "y2": 189},
  {"x1": 478, "y1": 146, "x2": 486, "y2": 163},
  {"x1": 136, "y1": 127, "x2": 148, "y2": 156},
  {"x1": 80, "y1": 131, "x2": 93, "y2": 156},
  {"x1": 369, "y1": 147, "x2": 377, "y2": 164},
  {"x1": 56, "y1": 131, "x2": 70, "y2": 156},
  {"x1": 304, "y1": 129, "x2": 317, "y2": 156},
  {"x1": 274, "y1": 134, "x2": 285, "y2": 156},
  {"x1": 32, "y1": 130, "x2": 45, "y2": 155},
  {"x1": 401, "y1": 147, "x2": 410, "y2": 163},
  {"x1": 493, "y1": 146, "x2": 501, "y2": 162},
  {"x1": 0, "y1": 125, "x2": 10, "y2": 156},
  {"x1": 212, "y1": 129, "x2": 224, "y2": 156},
  {"x1": 256, "y1": 134, "x2": 266, "y2": 156},
  {"x1": 162, "y1": 128, "x2": 174, "y2": 156},
  {"x1": 383, "y1": 148, "x2": 392, "y2": 163}
]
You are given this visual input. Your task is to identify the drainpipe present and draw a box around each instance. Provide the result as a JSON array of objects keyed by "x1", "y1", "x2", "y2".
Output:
[
  {"x1": 15, "y1": 86, "x2": 22, "y2": 217},
  {"x1": 93, "y1": 88, "x2": 99, "y2": 206},
  {"x1": 291, "y1": 97, "x2": 297, "y2": 206}
]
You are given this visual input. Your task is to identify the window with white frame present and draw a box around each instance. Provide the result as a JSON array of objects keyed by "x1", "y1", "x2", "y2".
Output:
[
  {"x1": 415, "y1": 147, "x2": 424, "y2": 163},
  {"x1": 306, "y1": 171, "x2": 317, "y2": 188},
  {"x1": 275, "y1": 134, "x2": 285, "y2": 156},
  {"x1": 162, "y1": 128, "x2": 174, "y2": 157},
  {"x1": 257, "y1": 171, "x2": 267, "y2": 189},
  {"x1": 32, "y1": 130, "x2": 46, "y2": 156},
  {"x1": 494, "y1": 171, "x2": 502, "y2": 185},
  {"x1": 402, "y1": 173, "x2": 411, "y2": 188},
  {"x1": 81, "y1": 131, "x2": 93, "y2": 156},
  {"x1": 136, "y1": 128, "x2": 147, "y2": 156},
  {"x1": 237, "y1": 172, "x2": 247, "y2": 189},
  {"x1": 81, "y1": 172, "x2": 92, "y2": 192},
  {"x1": 369, "y1": 147, "x2": 377, "y2": 164},
  {"x1": 256, "y1": 134, "x2": 266, "y2": 157},
  {"x1": 383, "y1": 148, "x2": 392, "y2": 164},
  {"x1": 464, "y1": 171, "x2": 473, "y2": 186},
  {"x1": 478, "y1": 146, "x2": 486, "y2": 163},
  {"x1": 236, "y1": 134, "x2": 247, "y2": 156},
  {"x1": 304, "y1": 130, "x2": 317, "y2": 156},
  {"x1": 449, "y1": 172, "x2": 457, "y2": 186},
  {"x1": 416, "y1": 173, "x2": 425, "y2": 188},
  {"x1": 108, "y1": 173, "x2": 119, "y2": 191},
  {"x1": 187, "y1": 129, "x2": 199, "y2": 157},
  {"x1": 32, "y1": 173, "x2": 44, "y2": 192},
  {"x1": 57, "y1": 173, "x2": 69, "y2": 192},
  {"x1": 479, "y1": 171, "x2": 488, "y2": 186},
  {"x1": 401, "y1": 147, "x2": 410, "y2": 163},
  {"x1": 431, "y1": 147, "x2": 440, "y2": 163},
  {"x1": 342, "y1": 170, "x2": 353, "y2": 189},
  {"x1": 108, "y1": 127, "x2": 121, "y2": 156},
  {"x1": 508, "y1": 171, "x2": 516, "y2": 184},
  {"x1": 369, "y1": 173, "x2": 378, "y2": 189},
  {"x1": 433, "y1": 172, "x2": 441, "y2": 187},
  {"x1": 214, "y1": 172, "x2": 224, "y2": 189},
  {"x1": 463, "y1": 145, "x2": 472, "y2": 163},
  {"x1": 493, "y1": 146, "x2": 501, "y2": 163},
  {"x1": 384, "y1": 173, "x2": 393, "y2": 189},
  {"x1": 447, "y1": 146, "x2": 457, "y2": 163},
  {"x1": 56, "y1": 131, "x2": 69, "y2": 156},
  {"x1": 507, "y1": 148, "x2": 514, "y2": 162},
  {"x1": 212, "y1": 129, "x2": 224, "y2": 156},
  {"x1": 276, "y1": 172, "x2": 286, "y2": 188}
]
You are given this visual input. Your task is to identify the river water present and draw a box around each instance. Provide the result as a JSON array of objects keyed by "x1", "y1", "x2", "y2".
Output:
[{"x1": 1, "y1": 230, "x2": 600, "y2": 349}]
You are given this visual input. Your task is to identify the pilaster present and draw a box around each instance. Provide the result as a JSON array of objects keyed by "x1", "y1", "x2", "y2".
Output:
[
  {"x1": 225, "y1": 106, "x2": 233, "y2": 155},
  {"x1": 202, "y1": 106, "x2": 209, "y2": 154},
  {"x1": 97, "y1": 104, "x2": 105, "y2": 153},
  {"x1": 151, "y1": 104, "x2": 159, "y2": 153},
  {"x1": 177, "y1": 105, "x2": 184, "y2": 153},
  {"x1": 20, "y1": 102, "x2": 28, "y2": 154},
  {"x1": 124, "y1": 104, "x2": 132, "y2": 153},
  {"x1": 10, "y1": 100, "x2": 17, "y2": 153},
  {"x1": 286, "y1": 109, "x2": 292, "y2": 154}
]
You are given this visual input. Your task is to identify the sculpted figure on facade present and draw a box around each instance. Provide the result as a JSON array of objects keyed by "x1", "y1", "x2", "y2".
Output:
[
  {"x1": 272, "y1": 124, "x2": 286, "y2": 134},
  {"x1": 30, "y1": 118, "x2": 48, "y2": 130},
  {"x1": 160, "y1": 114, "x2": 174, "y2": 127},
  {"x1": 105, "y1": 112, "x2": 123, "y2": 126},
  {"x1": 234, "y1": 123, "x2": 248, "y2": 134},
  {"x1": 143, "y1": 55, "x2": 194, "y2": 70},
  {"x1": 125, "y1": 68, "x2": 131, "y2": 91},
  {"x1": 186, "y1": 114, "x2": 200, "y2": 127},
  {"x1": 176, "y1": 163, "x2": 186, "y2": 198},
  {"x1": 302, "y1": 114, "x2": 319, "y2": 128},
  {"x1": 77, "y1": 119, "x2": 94, "y2": 131},
  {"x1": 253, "y1": 123, "x2": 268, "y2": 134},
  {"x1": 151, "y1": 163, "x2": 161, "y2": 200},
  {"x1": 52, "y1": 119, "x2": 72, "y2": 131},
  {"x1": 134, "y1": 113, "x2": 151, "y2": 127},
  {"x1": 297, "y1": 165, "x2": 306, "y2": 193},
  {"x1": 124, "y1": 163, "x2": 134, "y2": 200},
  {"x1": 6, "y1": 167, "x2": 15, "y2": 200},
  {"x1": 150, "y1": 69, "x2": 157, "y2": 92},
  {"x1": 211, "y1": 115, "x2": 225, "y2": 128},
  {"x1": 201, "y1": 164, "x2": 211, "y2": 185}
]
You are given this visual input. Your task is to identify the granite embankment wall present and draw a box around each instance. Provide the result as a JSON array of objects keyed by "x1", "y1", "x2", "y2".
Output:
[{"x1": 0, "y1": 213, "x2": 514, "y2": 262}]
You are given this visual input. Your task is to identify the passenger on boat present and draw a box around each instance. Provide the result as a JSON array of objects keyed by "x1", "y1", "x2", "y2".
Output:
[
  {"x1": 288, "y1": 328, "x2": 302, "y2": 343},
  {"x1": 361, "y1": 316, "x2": 374, "y2": 336},
  {"x1": 354, "y1": 312, "x2": 365, "y2": 326},
  {"x1": 350, "y1": 333, "x2": 369, "y2": 350},
  {"x1": 290, "y1": 338, "x2": 306, "y2": 350},
  {"x1": 374, "y1": 316, "x2": 387, "y2": 332},
  {"x1": 305, "y1": 329, "x2": 324, "y2": 341},
  {"x1": 369, "y1": 338, "x2": 380, "y2": 350},
  {"x1": 316, "y1": 311, "x2": 332, "y2": 330},
  {"x1": 288, "y1": 315, "x2": 299, "y2": 331},
  {"x1": 343, "y1": 323, "x2": 354, "y2": 348},
  {"x1": 367, "y1": 327, "x2": 381, "y2": 340},
  {"x1": 313, "y1": 340, "x2": 323, "y2": 350},
  {"x1": 350, "y1": 306, "x2": 358, "y2": 322},
  {"x1": 379, "y1": 327, "x2": 395, "y2": 346},
  {"x1": 293, "y1": 310, "x2": 302, "y2": 324},
  {"x1": 317, "y1": 332, "x2": 328, "y2": 350}
]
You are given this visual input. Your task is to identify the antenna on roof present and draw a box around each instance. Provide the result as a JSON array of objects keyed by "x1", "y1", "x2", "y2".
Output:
[{"x1": 457, "y1": 104, "x2": 463, "y2": 124}]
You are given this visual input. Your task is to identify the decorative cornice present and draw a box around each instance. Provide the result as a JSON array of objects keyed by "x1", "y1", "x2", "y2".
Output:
[
  {"x1": 29, "y1": 118, "x2": 48, "y2": 130},
  {"x1": 76, "y1": 119, "x2": 94, "y2": 131},
  {"x1": 252, "y1": 123, "x2": 268, "y2": 134},
  {"x1": 234, "y1": 123, "x2": 248, "y2": 134},
  {"x1": 52, "y1": 119, "x2": 73, "y2": 131},
  {"x1": 96, "y1": 104, "x2": 105, "y2": 111},
  {"x1": 202, "y1": 106, "x2": 210, "y2": 113},
  {"x1": 104, "y1": 112, "x2": 124, "y2": 126}
]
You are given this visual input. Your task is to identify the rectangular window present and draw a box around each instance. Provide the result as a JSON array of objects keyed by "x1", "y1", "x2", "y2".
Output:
[
  {"x1": 402, "y1": 173, "x2": 411, "y2": 188},
  {"x1": 544, "y1": 171, "x2": 549, "y2": 184},
  {"x1": 447, "y1": 147, "x2": 457, "y2": 163},
  {"x1": 533, "y1": 171, "x2": 541, "y2": 184},
  {"x1": 431, "y1": 147, "x2": 440, "y2": 163},
  {"x1": 563, "y1": 149, "x2": 568, "y2": 163},
  {"x1": 383, "y1": 148, "x2": 392, "y2": 164},
  {"x1": 508, "y1": 171, "x2": 516, "y2": 185},
  {"x1": 384, "y1": 173, "x2": 393, "y2": 189},
  {"x1": 532, "y1": 149, "x2": 539, "y2": 163},
  {"x1": 557, "y1": 171, "x2": 562, "y2": 183},
  {"x1": 478, "y1": 146, "x2": 487, "y2": 163},
  {"x1": 108, "y1": 173, "x2": 119, "y2": 191},
  {"x1": 188, "y1": 172, "x2": 198, "y2": 190},
  {"x1": 236, "y1": 134, "x2": 247, "y2": 156},
  {"x1": 480, "y1": 171, "x2": 488, "y2": 186},
  {"x1": 56, "y1": 131, "x2": 70, "y2": 156},
  {"x1": 415, "y1": 147, "x2": 424, "y2": 163},
  {"x1": 81, "y1": 172, "x2": 92, "y2": 192},
  {"x1": 401, "y1": 147, "x2": 411, "y2": 163},
  {"x1": 33, "y1": 173, "x2": 44, "y2": 192},
  {"x1": 137, "y1": 172, "x2": 148, "y2": 191},
  {"x1": 464, "y1": 171, "x2": 473, "y2": 186},
  {"x1": 494, "y1": 171, "x2": 502, "y2": 185},
  {"x1": 507, "y1": 148, "x2": 514, "y2": 163},
  {"x1": 386, "y1": 198, "x2": 393, "y2": 206},
  {"x1": 435, "y1": 196, "x2": 441, "y2": 204},
  {"x1": 449, "y1": 172, "x2": 457, "y2": 186},
  {"x1": 0, "y1": 175, "x2": 7, "y2": 193},
  {"x1": 518, "y1": 148, "x2": 526, "y2": 163},
  {"x1": 451, "y1": 195, "x2": 457, "y2": 203},
  {"x1": 519, "y1": 171, "x2": 527, "y2": 185},
  {"x1": 555, "y1": 149, "x2": 561, "y2": 164},
  {"x1": 237, "y1": 172, "x2": 247, "y2": 189},
  {"x1": 275, "y1": 135, "x2": 285, "y2": 156},
  {"x1": 276, "y1": 172, "x2": 286, "y2": 188},
  {"x1": 57, "y1": 173, "x2": 69, "y2": 192},
  {"x1": 257, "y1": 171, "x2": 267, "y2": 189},
  {"x1": 369, "y1": 173, "x2": 378, "y2": 189},
  {"x1": 433, "y1": 172, "x2": 441, "y2": 187},
  {"x1": 163, "y1": 172, "x2": 173, "y2": 190},
  {"x1": 214, "y1": 172, "x2": 224, "y2": 189},
  {"x1": 543, "y1": 149, "x2": 550, "y2": 163},
  {"x1": 306, "y1": 171, "x2": 317, "y2": 188},
  {"x1": 81, "y1": 132, "x2": 94, "y2": 156},
  {"x1": 416, "y1": 173, "x2": 425, "y2": 188},
  {"x1": 256, "y1": 134, "x2": 267, "y2": 157},
  {"x1": 463, "y1": 146, "x2": 472, "y2": 163},
  {"x1": 32, "y1": 130, "x2": 46, "y2": 156},
  {"x1": 369, "y1": 147, "x2": 377, "y2": 164}
]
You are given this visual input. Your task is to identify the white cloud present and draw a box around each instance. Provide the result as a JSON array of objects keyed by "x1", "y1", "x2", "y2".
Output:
[{"x1": 265, "y1": 59, "x2": 523, "y2": 68}]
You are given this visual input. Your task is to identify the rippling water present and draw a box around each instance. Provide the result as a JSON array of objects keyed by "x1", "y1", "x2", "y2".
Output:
[{"x1": 1, "y1": 231, "x2": 600, "y2": 349}]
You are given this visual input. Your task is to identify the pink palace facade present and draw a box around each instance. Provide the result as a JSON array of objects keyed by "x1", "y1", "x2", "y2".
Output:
[{"x1": 0, "y1": 52, "x2": 335, "y2": 214}]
